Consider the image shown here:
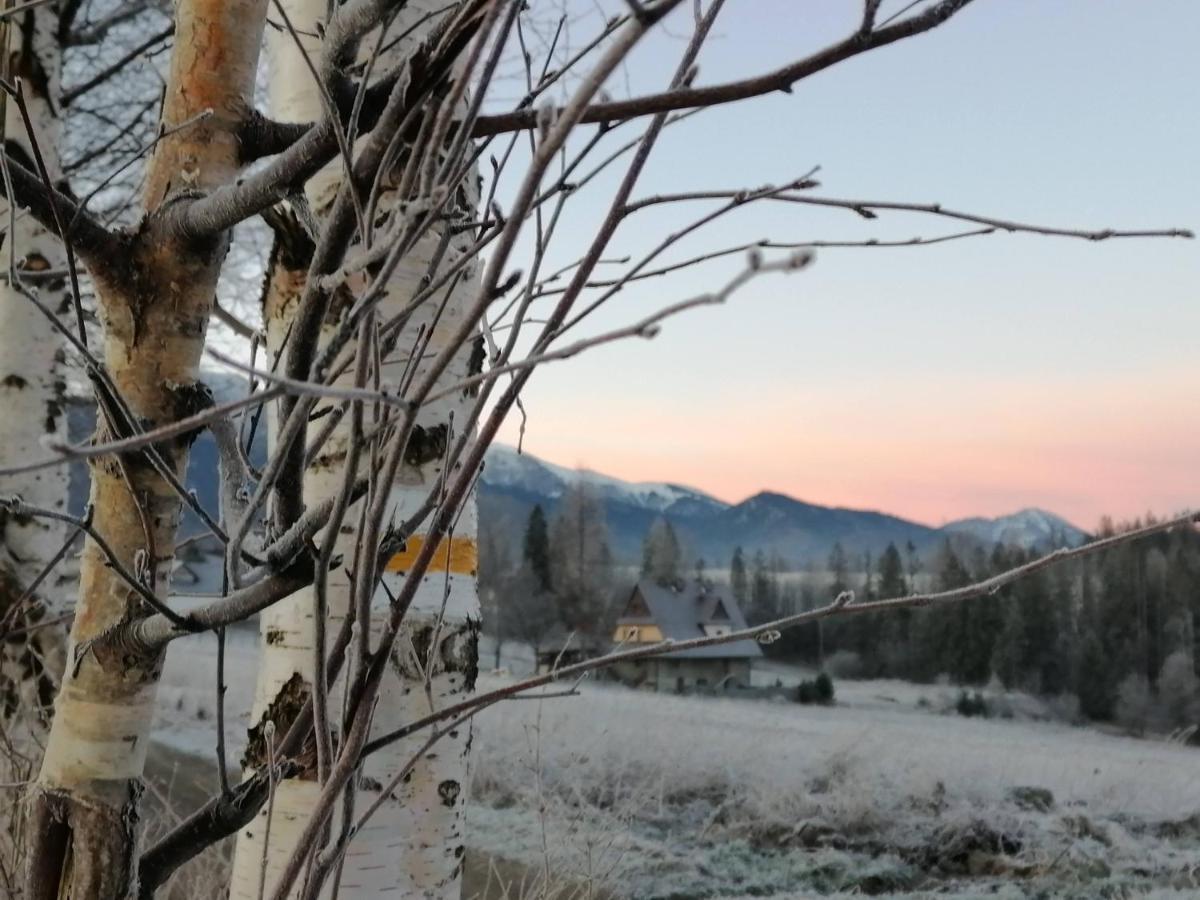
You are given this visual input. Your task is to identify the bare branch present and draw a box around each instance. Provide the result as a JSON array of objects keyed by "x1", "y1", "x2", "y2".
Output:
[
  {"x1": 0, "y1": 497, "x2": 194, "y2": 630},
  {"x1": 362, "y1": 509, "x2": 1200, "y2": 757},
  {"x1": 472, "y1": 0, "x2": 982, "y2": 136},
  {"x1": 0, "y1": 125, "x2": 121, "y2": 271},
  {"x1": 429, "y1": 251, "x2": 813, "y2": 404},
  {"x1": 61, "y1": 25, "x2": 174, "y2": 107}
]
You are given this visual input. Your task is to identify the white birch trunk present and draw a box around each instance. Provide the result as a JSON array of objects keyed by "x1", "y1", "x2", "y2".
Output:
[
  {"x1": 26, "y1": 2, "x2": 269, "y2": 894},
  {"x1": 229, "y1": 3, "x2": 482, "y2": 895},
  {"x1": 0, "y1": 3, "x2": 70, "y2": 734}
]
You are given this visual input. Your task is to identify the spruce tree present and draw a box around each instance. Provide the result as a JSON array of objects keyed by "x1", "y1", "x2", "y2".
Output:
[
  {"x1": 730, "y1": 546, "x2": 749, "y2": 604},
  {"x1": 876, "y1": 543, "x2": 911, "y2": 675},
  {"x1": 523, "y1": 504, "x2": 552, "y2": 591},
  {"x1": 641, "y1": 517, "x2": 683, "y2": 584},
  {"x1": 828, "y1": 542, "x2": 850, "y2": 597},
  {"x1": 749, "y1": 550, "x2": 779, "y2": 623}
]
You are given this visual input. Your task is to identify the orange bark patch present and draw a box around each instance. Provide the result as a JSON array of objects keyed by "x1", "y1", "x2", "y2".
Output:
[{"x1": 385, "y1": 536, "x2": 477, "y2": 575}]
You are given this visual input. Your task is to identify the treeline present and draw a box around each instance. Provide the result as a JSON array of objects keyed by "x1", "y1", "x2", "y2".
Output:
[
  {"x1": 738, "y1": 516, "x2": 1200, "y2": 725},
  {"x1": 480, "y1": 499, "x2": 712, "y2": 662},
  {"x1": 482, "y1": 494, "x2": 1200, "y2": 728},
  {"x1": 479, "y1": 484, "x2": 624, "y2": 661}
]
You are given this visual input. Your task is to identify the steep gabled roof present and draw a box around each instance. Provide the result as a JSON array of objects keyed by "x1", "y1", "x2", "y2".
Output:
[
  {"x1": 703, "y1": 596, "x2": 731, "y2": 621},
  {"x1": 618, "y1": 589, "x2": 653, "y2": 623},
  {"x1": 616, "y1": 579, "x2": 762, "y2": 660}
]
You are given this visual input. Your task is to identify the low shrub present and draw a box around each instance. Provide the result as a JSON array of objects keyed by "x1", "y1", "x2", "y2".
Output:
[
  {"x1": 796, "y1": 673, "x2": 836, "y2": 706},
  {"x1": 955, "y1": 690, "x2": 989, "y2": 718}
]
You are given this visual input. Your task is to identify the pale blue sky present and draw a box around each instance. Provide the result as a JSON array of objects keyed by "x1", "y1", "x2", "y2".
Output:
[{"x1": 492, "y1": 0, "x2": 1199, "y2": 527}]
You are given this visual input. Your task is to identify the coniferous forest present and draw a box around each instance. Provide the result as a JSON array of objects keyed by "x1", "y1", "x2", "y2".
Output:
[
  {"x1": 739, "y1": 517, "x2": 1200, "y2": 729},
  {"x1": 484, "y1": 502, "x2": 1200, "y2": 730}
]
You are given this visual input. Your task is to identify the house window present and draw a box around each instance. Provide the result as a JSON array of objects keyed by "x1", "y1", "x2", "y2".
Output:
[
  {"x1": 623, "y1": 626, "x2": 640, "y2": 641},
  {"x1": 702, "y1": 624, "x2": 730, "y2": 637}
]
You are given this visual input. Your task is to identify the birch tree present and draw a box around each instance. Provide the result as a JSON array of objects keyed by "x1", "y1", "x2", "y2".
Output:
[
  {"x1": 227, "y1": 2, "x2": 481, "y2": 895},
  {"x1": 0, "y1": 0, "x2": 167, "y2": 747},
  {"x1": 0, "y1": 1, "x2": 71, "y2": 736},
  {"x1": 0, "y1": 0, "x2": 1187, "y2": 897},
  {"x1": 23, "y1": 1, "x2": 270, "y2": 894}
]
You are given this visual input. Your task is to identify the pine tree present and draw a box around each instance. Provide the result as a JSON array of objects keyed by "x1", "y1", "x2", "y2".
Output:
[
  {"x1": 524, "y1": 504, "x2": 552, "y2": 591},
  {"x1": 550, "y1": 481, "x2": 614, "y2": 644},
  {"x1": 641, "y1": 517, "x2": 682, "y2": 584},
  {"x1": 878, "y1": 543, "x2": 907, "y2": 597},
  {"x1": 861, "y1": 551, "x2": 874, "y2": 601},
  {"x1": 905, "y1": 540, "x2": 923, "y2": 591},
  {"x1": 828, "y1": 542, "x2": 850, "y2": 597},
  {"x1": 991, "y1": 596, "x2": 1027, "y2": 689},
  {"x1": 911, "y1": 542, "x2": 974, "y2": 681},
  {"x1": 730, "y1": 546, "x2": 748, "y2": 604},
  {"x1": 748, "y1": 549, "x2": 780, "y2": 626},
  {"x1": 954, "y1": 549, "x2": 998, "y2": 685},
  {"x1": 1076, "y1": 624, "x2": 1115, "y2": 720},
  {"x1": 876, "y1": 543, "x2": 911, "y2": 675}
]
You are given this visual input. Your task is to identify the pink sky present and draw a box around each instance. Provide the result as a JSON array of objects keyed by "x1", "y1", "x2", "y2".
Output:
[
  {"x1": 502, "y1": 365, "x2": 1198, "y2": 529},
  {"x1": 490, "y1": 1, "x2": 1198, "y2": 532}
]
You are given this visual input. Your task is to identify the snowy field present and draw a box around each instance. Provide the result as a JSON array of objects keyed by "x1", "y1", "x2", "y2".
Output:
[{"x1": 155, "y1": 630, "x2": 1200, "y2": 898}]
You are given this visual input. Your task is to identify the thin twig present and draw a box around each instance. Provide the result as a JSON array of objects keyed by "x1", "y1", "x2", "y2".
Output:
[
  {"x1": 362, "y1": 509, "x2": 1199, "y2": 757},
  {"x1": 0, "y1": 497, "x2": 193, "y2": 629}
]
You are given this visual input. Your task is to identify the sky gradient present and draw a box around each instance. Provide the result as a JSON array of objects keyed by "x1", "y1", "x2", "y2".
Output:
[{"x1": 491, "y1": 0, "x2": 1199, "y2": 529}]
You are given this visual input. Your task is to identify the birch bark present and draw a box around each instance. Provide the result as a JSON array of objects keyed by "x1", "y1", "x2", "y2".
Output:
[
  {"x1": 0, "y1": 0, "x2": 69, "y2": 738},
  {"x1": 228, "y1": 2, "x2": 482, "y2": 896},
  {"x1": 24, "y1": 2, "x2": 269, "y2": 895}
]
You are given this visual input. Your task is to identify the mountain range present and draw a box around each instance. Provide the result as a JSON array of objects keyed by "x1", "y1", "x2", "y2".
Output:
[
  {"x1": 479, "y1": 443, "x2": 1088, "y2": 566},
  {"x1": 66, "y1": 382, "x2": 1089, "y2": 567}
]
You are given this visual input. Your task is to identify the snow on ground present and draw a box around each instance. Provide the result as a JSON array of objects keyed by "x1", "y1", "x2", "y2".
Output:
[
  {"x1": 155, "y1": 632, "x2": 1200, "y2": 898},
  {"x1": 155, "y1": 622, "x2": 258, "y2": 762},
  {"x1": 467, "y1": 677, "x2": 1200, "y2": 897}
]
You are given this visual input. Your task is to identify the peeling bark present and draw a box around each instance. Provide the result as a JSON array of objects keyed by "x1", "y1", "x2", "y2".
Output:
[
  {"x1": 229, "y1": 2, "x2": 482, "y2": 896},
  {"x1": 0, "y1": 1, "x2": 70, "y2": 740},
  {"x1": 24, "y1": 1, "x2": 270, "y2": 895},
  {"x1": 25, "y1": 783, "x2": 142, "y2": 900}
]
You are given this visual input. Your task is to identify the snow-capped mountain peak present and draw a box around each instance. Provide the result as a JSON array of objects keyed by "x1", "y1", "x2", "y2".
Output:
[
  {"x1": 482, "y1": 443, "x2": 727, "y2": 515},
  {"x1": 943, "y1": 508, "x2": 1087, "y2": 549}
]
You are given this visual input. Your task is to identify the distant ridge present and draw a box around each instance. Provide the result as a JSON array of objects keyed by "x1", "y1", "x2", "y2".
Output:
[
  {"x1": 942, "y1": 508, "x2": 1088, "y2": 550},
  {"x1": 66, "y1": 387, "x2": 1088, "y2": 566},
  {"x1": 480, "y1": 443, "x2": 1088, "y2": 566}
]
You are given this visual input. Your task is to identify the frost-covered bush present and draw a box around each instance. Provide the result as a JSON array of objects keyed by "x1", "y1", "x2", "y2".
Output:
[
  {"x1": 796, "y1": 673, "x2": 835, "y2": 705},
  {"x1": 955, "y1": 690, "x2": 990, "y2": 718},
  {"x1": 825, "y1": 650, "x2": 864, "y2": 679},
  {"x1": 1042, "y1": 692, "x2": 1085, "y2": 725},
  {"x1": 1115, "y1": 673, "x2": 1153, "y2": 736},
  {"x1": 1157, "y1": 651, "x2": 1200, "y2": 730},
  {"x1": 1113, "y1": 655, "x2": 1199, "y2": 736}
]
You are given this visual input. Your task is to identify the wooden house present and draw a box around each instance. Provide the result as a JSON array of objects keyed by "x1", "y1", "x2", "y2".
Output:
[{"x1": 610, "y1": 579, "x2": 761, "y2": 692}]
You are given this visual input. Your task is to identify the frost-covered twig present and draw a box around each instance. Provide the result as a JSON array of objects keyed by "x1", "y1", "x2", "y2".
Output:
[{"x1": 361, "y1": 509, "x2": 1199, "y2": 757}]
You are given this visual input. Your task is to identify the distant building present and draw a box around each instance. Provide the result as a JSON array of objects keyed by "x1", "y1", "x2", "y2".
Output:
[
  {"x1": 610, "y1": 579, "x2": 761, "y2": 692},
  {"x1": 533, "y1": 624, "x2": 592, "y2": 675}
]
